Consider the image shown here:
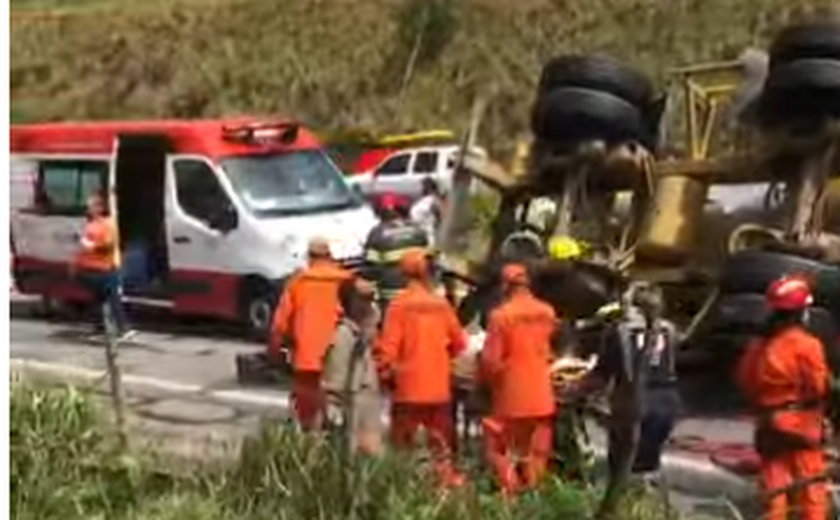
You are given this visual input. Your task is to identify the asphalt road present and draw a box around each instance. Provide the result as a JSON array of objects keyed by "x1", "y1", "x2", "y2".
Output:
[{"x1": 10, "y1": 295, "x2": 268, "y2": 389}]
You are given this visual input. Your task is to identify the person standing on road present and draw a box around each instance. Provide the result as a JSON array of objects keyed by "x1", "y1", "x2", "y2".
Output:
[
  {"x1": 363, "y1": 193, "x2": 429, "y2": 316},
  {"x1": 736, "y1": 275, "x2": 830, "y2": 520},
  {"x1": 270, "y1": 237, "x2": 352, "y2": 431},
  {"x1": 375, "y1": 248, "x2": 467, "y2": 487},
  {"x1": 409, "y1": 178, "x2": 444, "y2": 248},
  {"x1": 594, "y1": 282, "x2": 682, "y2": 520},
  {"x1": 73, "y1": 193, "x2": 135, "y2": 341},
  {"x1": 322, "y1": 277, "x2": 383, "y2": 455},
  {"x1": 478, "y1": 263, "x2": 558, "y2": 496}
]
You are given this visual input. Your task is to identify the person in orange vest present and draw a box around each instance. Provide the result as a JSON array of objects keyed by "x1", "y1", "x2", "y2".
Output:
[
  {"x1": 478, "y1": 263, "x2": 557, "y2": 495},
  {"x1": 74, "y1": 193, "x2": 135, "y2": 341},
  {"x1": 736, "y1": 275, "x2": 830, "y2": 520},
  {"x1": 270, "y1": 237, "x2": 352, "y2": 431},
  {"x1": 375, "y1": 248, "x2": 467, "y2": 486}
]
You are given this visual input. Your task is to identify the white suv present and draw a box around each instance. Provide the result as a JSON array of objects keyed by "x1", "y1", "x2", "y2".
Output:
[{"x1": 349, "y1": 145, "x2": 484, "y2": 201}]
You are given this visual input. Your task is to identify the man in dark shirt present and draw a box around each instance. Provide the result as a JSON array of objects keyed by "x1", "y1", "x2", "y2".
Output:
[
  {"x1": 593, "y1": 282, "x2": 681, "y2": 519},
  {"x1": 363, "y1": 193, "x2": 430, "y2": 315}
]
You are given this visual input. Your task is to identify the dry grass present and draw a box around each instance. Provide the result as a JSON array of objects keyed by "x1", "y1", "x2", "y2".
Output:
[{"x1": 10, "y1": 0, "x2": 834, "y2": 153}]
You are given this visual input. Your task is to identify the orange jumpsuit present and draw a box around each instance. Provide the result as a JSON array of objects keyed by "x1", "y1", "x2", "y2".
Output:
[
  {"x1": 736, "y1": 326, "x2": 830, "y2": 520},
  {"x1": 271, "y1": 260, "x2": 351, "y2": 430},
  {"x1": 479, "y1": 289, "x2": 558, "y2": 494},
  {"x1": 375, "y1": 279, "x2": 466, "y2": 485}
]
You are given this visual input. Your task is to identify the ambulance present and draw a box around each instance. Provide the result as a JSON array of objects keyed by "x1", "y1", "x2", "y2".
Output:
[{"x1": 10, "y1": 118, "x2": 379, "y2": 336}]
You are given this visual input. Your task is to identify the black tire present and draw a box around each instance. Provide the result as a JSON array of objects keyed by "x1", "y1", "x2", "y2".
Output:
[
  {"x1": 239, "y1": 278, "x2": 279, "y2": 341},
  {"x1": 709, "y1": 293, "x2": 769, "y2": 334},
  {"x1": 531, "y1": 262, "x2": 618, "y2": 320},
  {"x1": 805, "y1": 306, "x2": 839, "y2": 349},
  {"x1": 769, "y1": 22, "x2": 840, "y2": 68},
  {"x1": 685, "y1": 331, "x2": 753, "y2": 363},
  {"x1": 531, "y1": 87, "x2": 654, "y2": 150},
  {"x1": 759, "y1": 58, "x2": 840, "y2": 126},
  {"x1": 538, "y1": 54, "x2": 655, "y2": 109},
  {"x1": 764, "y1": 58, "x2": 840, "y2": 91},
  {"x1": 719, "y1": 250, "x2": 840, "y2": 309},
  {"x1": 705, "y1": 293, "x2": 837, "y2": 348}
]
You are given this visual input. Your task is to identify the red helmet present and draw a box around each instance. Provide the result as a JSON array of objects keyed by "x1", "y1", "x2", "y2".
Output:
[
  {"x1": 766, "y1": 275, "x2": 813, "y2": 311},
  {"x1": 378, "y1": 192, "x2": 401, "y2": 211},
  {"x1": 377, "y1": 192, "x2": 409, "y2": 216}
]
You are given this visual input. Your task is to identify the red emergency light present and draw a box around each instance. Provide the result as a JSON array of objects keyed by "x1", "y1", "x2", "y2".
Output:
[{"x1": 221, "y1": 121, "x2": 300, "y2": 145}]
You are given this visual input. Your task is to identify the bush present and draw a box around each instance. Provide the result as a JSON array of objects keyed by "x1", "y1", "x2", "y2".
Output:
[
  {"x1": 10, "y1": 0, "x2": 838, "y2": 152},
  {"x1": 10, "y1": 383, "x2": 693, "y2": 520}
]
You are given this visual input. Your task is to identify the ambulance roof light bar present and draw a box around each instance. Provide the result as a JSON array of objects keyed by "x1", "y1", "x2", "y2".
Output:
[{"x1": 221, "y1": 121, "x2": 300, "y2": 145}]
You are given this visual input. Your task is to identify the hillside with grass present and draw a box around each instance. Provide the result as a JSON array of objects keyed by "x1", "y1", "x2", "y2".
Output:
[{"x1": 10, "y1": 0, "x2": 834, "y2": 152}]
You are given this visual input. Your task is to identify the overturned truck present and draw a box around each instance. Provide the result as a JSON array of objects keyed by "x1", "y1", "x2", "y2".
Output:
[{"x1": 440, "y1": 20, "x2": 840, "y2": 371}]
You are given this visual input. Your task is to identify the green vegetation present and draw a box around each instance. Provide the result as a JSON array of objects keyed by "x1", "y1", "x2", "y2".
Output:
[
  {"x1": 10, "y1": 0, "x2": 834, "y2": 153},
  {"x1": 12, "y1": 383, "x2": 691, "y2": 519}
]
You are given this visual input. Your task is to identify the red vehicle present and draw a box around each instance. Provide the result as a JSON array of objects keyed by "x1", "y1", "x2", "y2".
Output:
[{"x1": 10, "y1": 118, "x2": 378, "y2": 335}]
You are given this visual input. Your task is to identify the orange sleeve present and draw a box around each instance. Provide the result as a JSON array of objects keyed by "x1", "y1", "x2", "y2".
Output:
[
  {"x1": 375, "y1": 298, "x2": 403, "y2": 379},
  {"x1": 480, "y1": 311, "x2": 506, "y2": 383},
  {"x1": 270, "y1": 277, "x2": 297, "y2": 353},
  {"x1": 93, "y1": 219, "x2": 117, "y2": 253},
  {"x1": 444, "y1": 303, "x2": 466, "y2": 358},
  {"x1": 796, "y1": 336, "x2": 830, "y2": 399}
]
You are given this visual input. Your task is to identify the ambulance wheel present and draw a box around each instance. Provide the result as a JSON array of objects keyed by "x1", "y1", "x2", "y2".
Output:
[{"x1": 240, "y1": 279, "x2": 276, "y2": 341}]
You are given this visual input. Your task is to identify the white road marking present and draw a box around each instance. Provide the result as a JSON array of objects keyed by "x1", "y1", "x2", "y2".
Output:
[{"x1": 9, "y1": 357, "x2": 291, "y2": 409}]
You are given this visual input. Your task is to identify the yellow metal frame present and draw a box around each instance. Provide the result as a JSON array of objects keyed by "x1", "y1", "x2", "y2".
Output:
[{"x1": 668, "y1": 60, "x2": 744, "y2": 160}]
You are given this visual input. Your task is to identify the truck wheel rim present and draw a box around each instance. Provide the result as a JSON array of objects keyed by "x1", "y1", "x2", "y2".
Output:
[{"x1": 249, "y1": 299, "x2": 271, "y2": 331}]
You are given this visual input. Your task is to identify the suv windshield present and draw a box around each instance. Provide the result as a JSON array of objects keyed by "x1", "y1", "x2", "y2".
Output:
[{"x1": 221, "y1": 151, "x2": 363, "y2": 217}]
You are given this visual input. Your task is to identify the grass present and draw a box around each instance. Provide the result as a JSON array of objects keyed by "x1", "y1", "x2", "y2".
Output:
[
  {"x1": 10, "y1": 0, "x2": 836, "y2": 155},
  {"x1": 11, "y1": 382, "x2": 697, "y2": 520}
]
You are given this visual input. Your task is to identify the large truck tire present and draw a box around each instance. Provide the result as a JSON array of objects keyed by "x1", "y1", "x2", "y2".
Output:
[
  {"x1": 719, "y1": 250, "x2": 840, "y2": 309},
  {"x1": 531, "y1": 87, "x2": 653, "y2": 150},
  {"x1": 537, "y1": 54, "x2": 655, "y2": 109},
  {"x1": 710, "y1": 293, "x2": 769, "y2": 333},
  {"x1": 684, "y1": 331, "x2": 752, "y2": 364},
  {"x1": 769, "y1": 22, "x2": 840, "y2": 68},
  {"x1": 759, "y1": 58, "x2": 840, "y2": 126},
  {"x1": 705, "y1": 293, "x2": 837, "y2": 349}
]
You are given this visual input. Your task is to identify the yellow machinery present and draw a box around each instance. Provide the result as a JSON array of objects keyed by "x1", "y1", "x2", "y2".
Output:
[{"x1": 439, "y1": 47, "x2": 840, "y2": 326}]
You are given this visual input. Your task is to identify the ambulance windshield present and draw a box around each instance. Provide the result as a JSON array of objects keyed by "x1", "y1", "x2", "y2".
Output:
[{"x1": 222, "y1": 150, "x2": 363, "y2": 217}]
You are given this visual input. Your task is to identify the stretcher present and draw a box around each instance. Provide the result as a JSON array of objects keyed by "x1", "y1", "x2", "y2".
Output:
[{"x1": 450, "y1": 344, "x2": 604, "y2": 457}]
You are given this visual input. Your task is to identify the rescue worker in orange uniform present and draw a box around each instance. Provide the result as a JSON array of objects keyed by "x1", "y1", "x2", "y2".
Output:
[
  {"x1": 375, "y1": 248, "x2": 467, "y2": 486},
  {"x1": 74, "y1": 193, "x2": 135, "y2": 340},
  {"x1": 270, "y1": 237, "x2": 352, "y2": 431},
  {"x1": 736, "y1": 275, "x2": 830, "y2": 520},
  {"x1": 478, "y1": 263, "x2": 557, "y2": 495}
]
